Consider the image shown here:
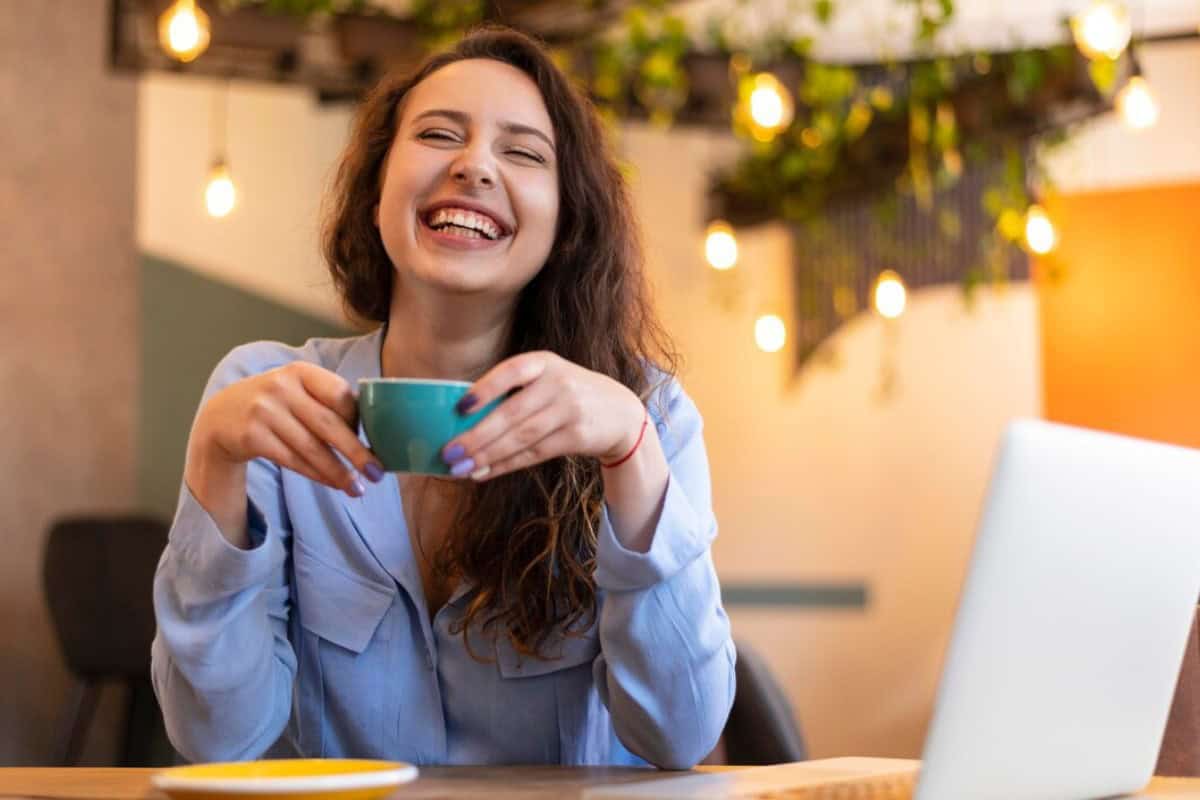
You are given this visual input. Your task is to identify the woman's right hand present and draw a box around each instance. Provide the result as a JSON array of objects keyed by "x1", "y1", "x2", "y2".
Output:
[{"x1": 191, "y1": 361, "x2": 384, "y2": 499}]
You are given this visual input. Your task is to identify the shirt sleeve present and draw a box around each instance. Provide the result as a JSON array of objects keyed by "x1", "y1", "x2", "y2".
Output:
[
  {"x1": 150, "y1": 344, "x2": 300, "y2": 762},
  {"x1": 591, "y1": 378, "x2": 737, "y2": 769}
]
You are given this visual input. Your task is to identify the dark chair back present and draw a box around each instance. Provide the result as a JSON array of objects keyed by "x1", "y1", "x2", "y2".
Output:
[
  {"x1": 43, "y1": 514, "x2": 176, "y2": 766},
  {"x1": 723, "y1": 639, "x2": 808, "y2": 765},
  {"x1": 1158, "y1": 606, "x2": 1200, "y2": 776}
]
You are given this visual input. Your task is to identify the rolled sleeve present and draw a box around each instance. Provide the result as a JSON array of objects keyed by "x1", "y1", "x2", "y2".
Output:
[
  {"x1": 594, "y1": 474, "x2": 714, "y2": 592},
  {"x1": 167, "y1": 486, "x2": 286, "y2": 600}
]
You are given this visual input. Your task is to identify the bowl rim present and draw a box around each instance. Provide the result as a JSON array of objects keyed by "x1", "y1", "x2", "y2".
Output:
[{"x1": 150, "y1": 760, "x2": 418, "y2": 794}]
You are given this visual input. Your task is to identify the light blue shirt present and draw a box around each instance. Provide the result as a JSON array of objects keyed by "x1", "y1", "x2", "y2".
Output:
[{"x1": 151, "y1": 328, "x2": 735, "y2": 769}]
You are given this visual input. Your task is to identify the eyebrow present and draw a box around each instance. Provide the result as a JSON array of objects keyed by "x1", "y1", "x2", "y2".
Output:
[{"x1": 411, "y1": 108, "x2": 556, "y2": 152}]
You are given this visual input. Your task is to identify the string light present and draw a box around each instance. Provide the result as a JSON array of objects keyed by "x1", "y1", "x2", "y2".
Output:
[
  {"x1": 744, "y1": 73, "x2": 794, "y2": 142},
  {"x1": 705, "y1": 220, "x2": 738, "y2": 270},
  {"x1": 749, "y1": 73, "x2": 793, "y2": 130},
  {"x1": 1117, "y1": 76, "x2": 1160, "y2": 129},
  {"x1": 205, "y1": 161, "x2": 236, "y2": 217},
  {"x1": 205, "y1": 83, "x2": 237, "y2": 218},
  {"x1": 873, "y1": 270, "x2": 907, "y2": 319},
  {"x1": 158, "y1": 0, "x2": 211, "y2": 63},
  {"x1": 1070, "y1": 1, "x2": 1132, "y2": 61},
  {"x1": 755, "y1": 315, "x2": 787, "y2": 353},
  {"x1": 1024, "y1": 205, "x2": 1057, "y2": 254}
]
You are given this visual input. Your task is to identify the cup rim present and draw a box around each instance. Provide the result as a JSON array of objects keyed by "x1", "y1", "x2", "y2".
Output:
[{"x1": 357, "y1": 377, "x2": 472, "y2": 388}]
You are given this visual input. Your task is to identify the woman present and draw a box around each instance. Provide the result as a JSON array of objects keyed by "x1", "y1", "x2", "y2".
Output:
[{"x1": 151, "y1": 26, "x2": 735, "y2": 769}]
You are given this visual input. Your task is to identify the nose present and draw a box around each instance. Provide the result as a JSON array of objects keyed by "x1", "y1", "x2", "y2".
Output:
[{"x1": 451, "y1": 149, "x2": 496, "y2": 190}]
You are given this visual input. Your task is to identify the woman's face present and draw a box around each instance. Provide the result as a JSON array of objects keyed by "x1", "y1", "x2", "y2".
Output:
[{"x1": 376, "y1": 59, "x2": 560, "y2": 300}]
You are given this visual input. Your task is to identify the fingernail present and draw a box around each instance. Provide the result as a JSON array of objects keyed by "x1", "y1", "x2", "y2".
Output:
[
  {"x1": 364, "y1": 462, "x2": 385, "y2": 483},
  {"x1": 470, "y1": 465, "x2": 491, "y2": 481},
  {"x1": 449, "y1": 458, "x2": 476, "y2": 478},
  {"x1": 442, "y1": 443, "x2": 466, "y2": 464},
  {"x1": 455, "y1": 393, "x2": 478, "y2": 416},
  {"x1": 348, "y1": 478, "x2": 366, "y2": 498}
]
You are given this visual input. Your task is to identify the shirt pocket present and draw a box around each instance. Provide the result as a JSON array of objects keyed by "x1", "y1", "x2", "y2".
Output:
[
  {"x1": 293, "y1": 537, "x2": 397, "y2": 756},
  {"x1": 494, "y1": 628, "x2": 600, "y2": 679},
  {"x1": 494, "y1": 627, "x2": 609, "y2": 764}
]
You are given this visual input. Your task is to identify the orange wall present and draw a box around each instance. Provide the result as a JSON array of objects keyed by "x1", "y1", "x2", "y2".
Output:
[{"x1": 1039, "y1": 182, "x2": 1200, "y2": 448}]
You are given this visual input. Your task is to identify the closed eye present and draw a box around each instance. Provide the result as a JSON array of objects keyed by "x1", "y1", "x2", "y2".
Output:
[
  {"x1": 418, "y1": 130, "x2": 459, "y2": 143},
  {"x1": 509, "y1": 149, "x2": 546, "y2": 164}
]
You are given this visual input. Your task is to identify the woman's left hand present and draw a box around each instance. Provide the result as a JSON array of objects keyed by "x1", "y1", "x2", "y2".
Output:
[{"x1": 440, "y1": 351, "x2": 646, "y2": 481}]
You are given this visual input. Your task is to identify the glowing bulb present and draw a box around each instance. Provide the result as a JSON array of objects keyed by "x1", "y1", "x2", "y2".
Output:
[
  {"x1": 1117, "y1": 77, "x2": 1160, "y2": 129},
  {"x1": 874, "y1": 270, "x2": 907, "y2": 319},
  {"x1": 705, "y1": 221, "x2": 738, "y2": 270},
  {"x1": 205, "y1": 162, "x2": 236, "y2": 218},
  {"x1": 1070, "y1": 1, "x2": 1131, "y2": 61},
  {"x1": 158, "y1": 0, "x2": 211, "y2": 63},
  {"x1": 1024, "y1": 205, "x2": 1057, "y2": 255},
  {"x1": 755, "y1": 315, "x2": 787, "y2": 353},
  {"x1": 746, "y1": 73, "x2": 794, "y2": 137}
]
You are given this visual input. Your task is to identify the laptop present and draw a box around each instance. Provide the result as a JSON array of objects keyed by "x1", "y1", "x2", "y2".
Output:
[
  {"x1": 587, "y1": 419, "x2": 1200, "y2": 800},
  {"x1": 914, "y1": 418, "x2": 1200, "y2": 799}
]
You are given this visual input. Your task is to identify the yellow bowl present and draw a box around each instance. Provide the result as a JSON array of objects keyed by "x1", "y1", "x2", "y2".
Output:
[{"x1": 150, "y1": 759, "x2": 418, "y2": 800}]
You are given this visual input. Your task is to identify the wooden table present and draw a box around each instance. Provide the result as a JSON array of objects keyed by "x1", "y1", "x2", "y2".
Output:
[{"x1": 2, "y1": 760, "x2": 1199, "y2": 799}]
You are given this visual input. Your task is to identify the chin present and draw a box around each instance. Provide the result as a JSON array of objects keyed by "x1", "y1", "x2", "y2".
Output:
[{"x1": 417, "y1": 259, "x2": 515, "y2": 296}]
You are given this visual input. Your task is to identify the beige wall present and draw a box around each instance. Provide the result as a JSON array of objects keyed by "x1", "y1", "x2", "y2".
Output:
[
  {"x1": 1042, "y1": 41, "x2": 1200, "y2": 191},
  {"x1": 0, "y1": 2, "x2": 138, "y2": 764},
  {"x1": 137, "y1": 77, "x2": 348, "y2": 322}
]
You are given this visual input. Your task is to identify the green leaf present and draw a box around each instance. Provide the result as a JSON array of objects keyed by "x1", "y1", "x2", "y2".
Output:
[
  {"x1": 815, "y1": 0, "x2": 835, "y2": 25},
  {"x1": 1088, "y1": 57, "x2": 1119, "y2": 95}
]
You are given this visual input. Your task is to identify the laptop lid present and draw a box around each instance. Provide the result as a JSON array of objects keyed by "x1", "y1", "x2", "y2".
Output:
[{"x1": 916, "y1": 419, "x2": 1200, "y2": 800}]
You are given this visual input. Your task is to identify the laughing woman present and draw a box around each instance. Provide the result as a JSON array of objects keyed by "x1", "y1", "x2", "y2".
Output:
[{"x1": 151, "y1": 26, "x2": 735, "y2": 769}]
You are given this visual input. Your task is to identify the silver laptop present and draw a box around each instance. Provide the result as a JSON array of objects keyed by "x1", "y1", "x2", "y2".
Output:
[
  {"x1": 915, "y1": 418, "x2": 1200, "y2": 799},
  {"x1": 586, "y1": 418, "x2": 1200, "y2": 800}
]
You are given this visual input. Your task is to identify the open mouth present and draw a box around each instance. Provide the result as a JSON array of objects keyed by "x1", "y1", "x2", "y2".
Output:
[{"x1": 420, "y1": 206, "x2": 511, "y2": 242}]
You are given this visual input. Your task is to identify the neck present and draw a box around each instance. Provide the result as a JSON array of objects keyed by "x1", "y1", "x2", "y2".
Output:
[{"x1": 380, "y1": 284, "x2": 516, "y2": 381}]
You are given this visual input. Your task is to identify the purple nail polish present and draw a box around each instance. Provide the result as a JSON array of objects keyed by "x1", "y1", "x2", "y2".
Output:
[
  {"x1": 443, "y1": 443, "x2": 466, "y2": 464},
  {"x1": 364, "y1": 462, "x2": 385, "y2": 483},
  {"x1": 455, "y1": 393, "x2": 478, "y2": 416},
  {"x1": 449, "y1": 458, "x2": 476, "y2": 478},
  {"x1": 348, "y1": 478, "x2": 366, "y2": 498}
]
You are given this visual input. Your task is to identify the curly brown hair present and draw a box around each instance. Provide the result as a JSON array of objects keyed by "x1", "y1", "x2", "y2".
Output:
[{"x1": 321, "y1": 26, "x2": 678, "y2": 660}]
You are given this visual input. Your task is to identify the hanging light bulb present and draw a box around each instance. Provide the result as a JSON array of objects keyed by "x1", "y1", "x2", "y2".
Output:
[
  {"x1": 1070, "y1": 1, "x2": 1132, "y2": 61},
  {"x1": 705, "y1": 220, "x2": 739, "y2": 270},
  {"x1": 873, "y1": 270, "x2": 907, "y2": 319},
  {"x1": 158, "y1": 0, "x2": 211, "y2": 63},
  {"x1": 205, "y1": 160, "x2": 236, "y2": 218},
  {"x1": 1117, "y1": 76, "x2": 1160, "y2": 129},
  {"x1": 754, "y1": 315, "x2": 787, "y2": 353},
  {"x1": 749, "y1": 73, "x2": 793, "y2": 130},
  {"x1": 203, "y1": 83, "x2": 236, "y2": 218},
  {"x1": 742, "y1": 72, "x2": 794, "y2": 142},
  {"x1": 1024, "y1": 205, "x2": 1057, "y2": 254}
]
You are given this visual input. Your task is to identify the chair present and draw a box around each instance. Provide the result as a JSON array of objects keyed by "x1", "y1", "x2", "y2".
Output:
[
  {"x1": 721, "y1": 639, "x2": 808, "y2": 765},
  {"x1": 43, "y1": 514, "x2": 177, "y2": 767},
  {"x1": 1157, "y1": 606, "x2": 1200, "y2": 776}
]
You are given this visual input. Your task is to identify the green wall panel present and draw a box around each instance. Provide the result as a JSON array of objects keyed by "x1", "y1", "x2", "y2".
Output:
[{"x1": 139, "y1": 255, "x2": 351, "y2": 518}]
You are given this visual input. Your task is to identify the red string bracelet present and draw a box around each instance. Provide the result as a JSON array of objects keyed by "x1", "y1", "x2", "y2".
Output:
[{"x1": 601, "y1": 409, "x2": 650, "y2": 469}]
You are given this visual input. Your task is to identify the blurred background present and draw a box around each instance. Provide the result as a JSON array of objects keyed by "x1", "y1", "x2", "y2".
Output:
[{"x1": 2, "y1": 0, "x2": 1198, "y2": 768}]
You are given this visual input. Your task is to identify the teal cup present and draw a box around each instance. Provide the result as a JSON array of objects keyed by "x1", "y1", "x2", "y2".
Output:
[{"x1": 357, "y1": 378, "x2": 497, "y2": 475}]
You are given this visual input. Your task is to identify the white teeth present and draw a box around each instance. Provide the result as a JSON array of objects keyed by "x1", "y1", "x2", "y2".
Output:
[{"x1": 427, "y1": 207, "x2": 502, "y2": 239}]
